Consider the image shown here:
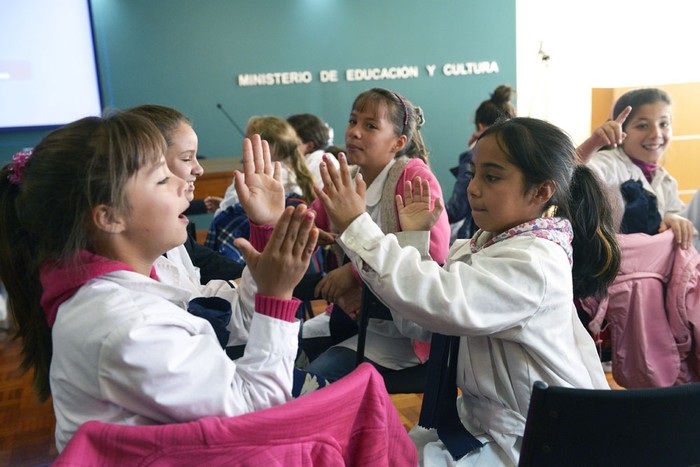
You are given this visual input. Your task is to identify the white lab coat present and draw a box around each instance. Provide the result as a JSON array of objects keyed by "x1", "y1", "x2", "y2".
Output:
[
  {"x1": 587, "y1": 147, "x2": 686, "y2": 218},
  {"x1": 50, "y1": 256, "x2": 298, "y2": 452},
  {"x1": 337, "y1": 213, "x2": 608, "y2": 466}
]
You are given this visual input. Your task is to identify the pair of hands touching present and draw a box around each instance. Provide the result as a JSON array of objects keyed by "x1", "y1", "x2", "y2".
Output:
[
  {"x1": 231, "y1": 136, "x2": 444, "y2": 306},
  {"x1": 231, "y1": 135, "x2": 318, "y2": 300},
  {"x1": 311, "y1": 153, "x2": 444, "y2": 312}
]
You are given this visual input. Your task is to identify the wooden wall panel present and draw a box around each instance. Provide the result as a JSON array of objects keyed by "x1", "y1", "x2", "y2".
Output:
[
  {"x1": 663, "y1": 139, "x2": 700, "y2": 202},
  {"x1": 194, "y1": 157, "x2": 241, "y2": 200}
]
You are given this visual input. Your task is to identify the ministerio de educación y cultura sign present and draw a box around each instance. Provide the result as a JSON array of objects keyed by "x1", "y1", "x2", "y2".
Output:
[{"x1": 237, "y1": 61, "x2": 500, "y2": 87}]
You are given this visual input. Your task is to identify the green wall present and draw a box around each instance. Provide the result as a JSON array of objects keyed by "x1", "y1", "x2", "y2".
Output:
[{"x1": 1, "y1": 0, "x2": 515, "y2": 192}]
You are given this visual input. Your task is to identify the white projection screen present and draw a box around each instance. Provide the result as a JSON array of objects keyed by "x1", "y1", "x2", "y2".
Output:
[{"x1": 0, "y1": 0, "x2": 102, "y2": 129}]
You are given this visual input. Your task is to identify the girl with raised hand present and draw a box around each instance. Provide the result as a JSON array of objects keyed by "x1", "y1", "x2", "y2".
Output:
[
  {"x1": 303, "y1": 87, "x2": 450, "y2": 382},
  {"x1": 0, "y1": 113, "x2": 318, "y2": 452},
  {"x1": 314, "y1": 117, "x2": 619, "y2": 465},
  {"x1": 577, "y1": 88, "x2": 694, "y2": 248}
]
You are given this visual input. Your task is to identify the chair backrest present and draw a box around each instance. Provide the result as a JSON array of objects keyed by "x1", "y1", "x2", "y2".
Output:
[
  {"x1": 518, "y1": 380, "x2": 700, "y2": 466},
  {"x1": 355, "y1": 285, "x2": 427, "y2": 394}
]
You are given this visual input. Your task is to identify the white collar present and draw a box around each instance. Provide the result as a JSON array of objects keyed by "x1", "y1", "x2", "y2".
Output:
[{"x1": 365, "y1": 158, "x2": 396, "y2": 208}]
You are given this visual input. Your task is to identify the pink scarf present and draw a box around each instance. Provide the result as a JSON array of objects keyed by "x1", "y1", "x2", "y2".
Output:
[
  {"x1": 470, "y1": 216, "x2": 574, "y2": 266},
  {"x1": 629, "y1": 157, "x2": 658, "y2": 183}
]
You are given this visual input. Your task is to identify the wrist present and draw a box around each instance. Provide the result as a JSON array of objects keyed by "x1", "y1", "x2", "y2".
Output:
[
  {"x1": 249, "y1": 222, "x2": 273, "y2": 251},
  {"x1": 255, "y1": 294, "x2": 300, "y2": 322},
  {"x1": 338, "y1": 212, "x2": 364, "y2": 233}
]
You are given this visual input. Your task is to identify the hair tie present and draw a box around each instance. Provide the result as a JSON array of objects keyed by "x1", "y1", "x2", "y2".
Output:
[
  {"x1": 414, "y1": 106, "x2": 426, "y2": 129},
  {"x1": 392, "y1": 92, "x2": 409, "y2": 130},
  {"x1": 7, "y1": 149, "x2": 32, "y2": 186}
]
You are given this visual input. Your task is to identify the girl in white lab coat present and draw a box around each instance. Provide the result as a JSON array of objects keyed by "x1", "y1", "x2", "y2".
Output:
[
  {"x1": 314, "y1": 117, "x2": 621, "y2": 466},
  {"x1": 0, "y1": 112, "x2": 318, "y2": 452},
  {"x1": 576, "y1": 87, "x2": 694, "y2": 248}
]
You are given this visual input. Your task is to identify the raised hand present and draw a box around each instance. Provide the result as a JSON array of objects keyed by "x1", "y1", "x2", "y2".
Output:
[
  {"x1": 313, "y1": 153, "x2": 366, "y2": 232},
  {"x1": 234, "y1": 134, "x2": 285, "y2": 226},
  {"x1": 396, "y1": 176, "x2": 444, "y2": 232},
  {"x1": 576, "y1": 105, "x2": 632, "y2": 163},
  {"x1": 234, "y1": 204, "x2": 319, "y2": 299}
]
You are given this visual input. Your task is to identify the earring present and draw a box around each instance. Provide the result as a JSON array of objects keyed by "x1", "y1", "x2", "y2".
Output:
[{"x1": 543, "y1": 205, "x2": 558, "y2": 218}]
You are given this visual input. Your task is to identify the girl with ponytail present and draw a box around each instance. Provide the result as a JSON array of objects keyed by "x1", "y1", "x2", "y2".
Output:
[{"x1": 313, "y1": 116, "x2": 619, "y2": 465}]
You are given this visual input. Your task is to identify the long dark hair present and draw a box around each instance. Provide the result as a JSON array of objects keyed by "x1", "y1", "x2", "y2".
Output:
[{"x1": 480, "y1": 117, "x2": 620, "y2": 298}]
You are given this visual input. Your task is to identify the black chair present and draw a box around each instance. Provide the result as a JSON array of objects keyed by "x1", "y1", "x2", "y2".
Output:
[
  {"x1": 518, "y1": 380, "x2": 700, "y2": 467},
  {"x1": 355, "y1": 285, "x2": 428, "y2": 394}
]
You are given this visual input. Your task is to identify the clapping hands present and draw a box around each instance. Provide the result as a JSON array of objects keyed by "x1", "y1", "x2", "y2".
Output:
[
  {"x1": 313, "y1": 153, "x2": 366, "y2": 233},
  {"x1": 235, "y1": 204, "x2": 319, "y2": 299},
  {"x1": 234, "y1": 134, "x2": 285, "y2": 226},
  {"x1": 396, "y1": 176, "x2": 444, "y2": 232}
]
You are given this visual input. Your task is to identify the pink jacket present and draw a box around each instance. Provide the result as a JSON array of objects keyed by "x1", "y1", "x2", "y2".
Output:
[
  {"x1": 581, "y1": 230, "x2": 700, "y2": 388},
  {"x1": 53, "y1": 363, "x2": 417, "y2": 466}
]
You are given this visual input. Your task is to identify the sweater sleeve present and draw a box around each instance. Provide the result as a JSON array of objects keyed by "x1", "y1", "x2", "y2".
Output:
[{"x1": 249, "y1": 222, "x2": 273, "y2": 251}]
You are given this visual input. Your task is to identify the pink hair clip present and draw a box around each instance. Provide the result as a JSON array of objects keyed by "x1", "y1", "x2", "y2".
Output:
[{"x1": 7, "y1": 149, "x2": 32, "y2": 186}]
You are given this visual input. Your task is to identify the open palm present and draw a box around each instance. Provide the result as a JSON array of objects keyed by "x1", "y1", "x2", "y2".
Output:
[
  {"x1": 235, "y1": 134, "x2": 285, "y2": 226},
  {"x1": 396, "y1": 177, "x2": 443, "y2": 232}
]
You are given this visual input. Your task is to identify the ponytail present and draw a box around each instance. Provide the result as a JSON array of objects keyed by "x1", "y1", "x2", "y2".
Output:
[
  {"x1": 400, "y1": 108, "x2": 430, "y2": 164},
  {"x1": 288, "y1": 149, "x2": 317, "y2": 204},
  {"x1": 474, "y1": 84, "x2": 516, "y2": 127},
  {"x1": 565, "y1": 165, "x2": 621, "y2": 298},
  {"x1": 0, "y1": 164, "x2": 52, "y2": 401}
]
